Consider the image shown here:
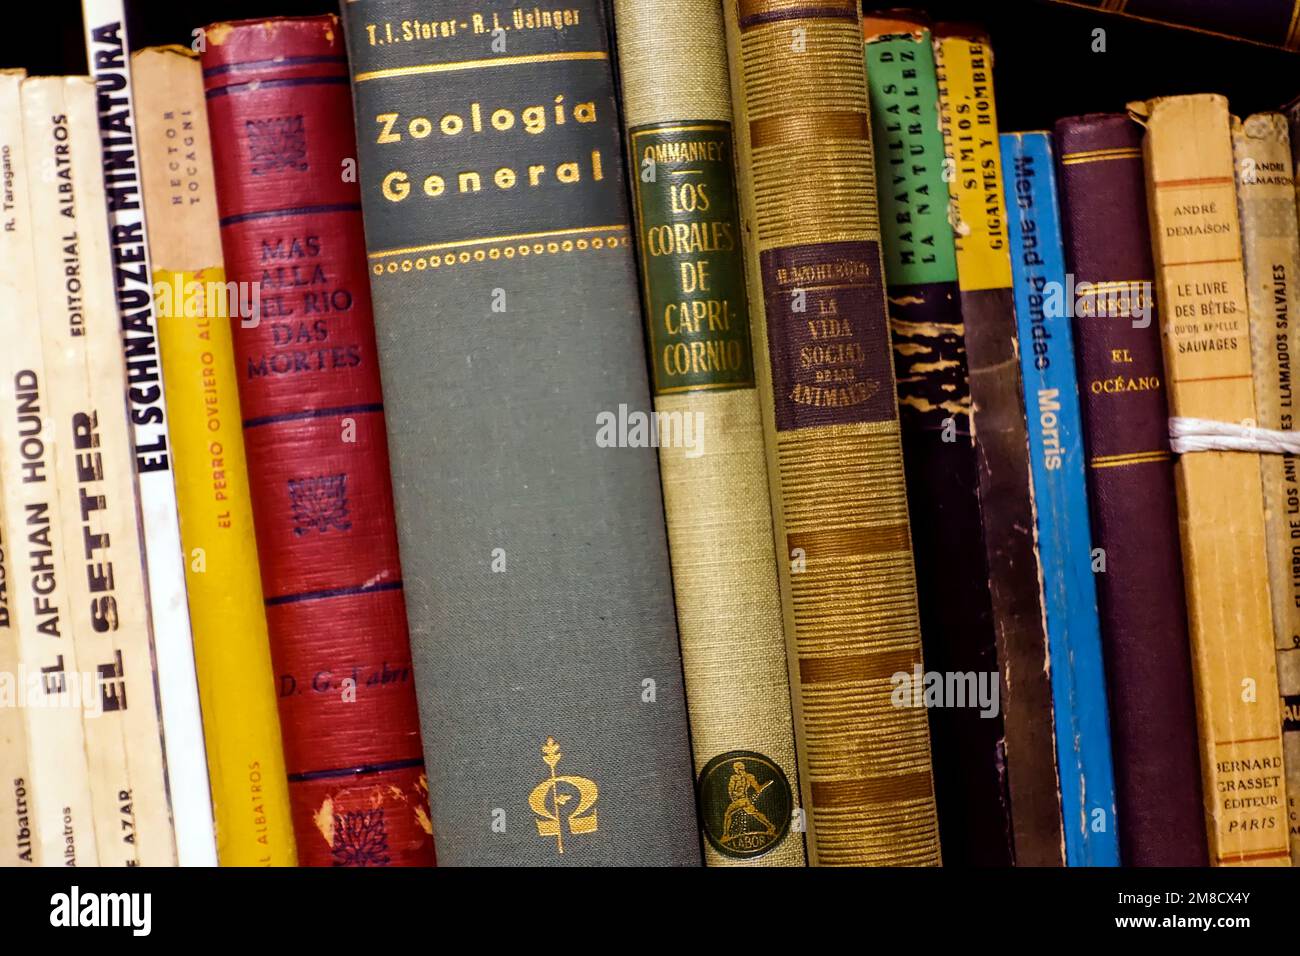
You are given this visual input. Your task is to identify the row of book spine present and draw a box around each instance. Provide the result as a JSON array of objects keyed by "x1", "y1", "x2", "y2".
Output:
[{"x1": 1, "y1": 0, "x2": 1296, "y2": 867}]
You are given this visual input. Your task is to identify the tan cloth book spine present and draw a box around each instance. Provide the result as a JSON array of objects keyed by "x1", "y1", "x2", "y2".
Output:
[
  {"x1": 722, "y1": 0, "x2": 940, "y2": 866},
  {"x1": 614, "y1": 0, "x2": 804, "y2": 866},
  {"x1": 24, "y1": 75, "x2": 176, "y2": 866},
  {"x1": 1233, "y1": 111, "x2": 1300, "y2": 865},
  {"x1": 1133, "y1": 93, "x2": 1290, "y2": 866}
]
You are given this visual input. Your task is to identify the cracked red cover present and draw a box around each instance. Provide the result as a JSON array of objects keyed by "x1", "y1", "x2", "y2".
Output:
[{"x1": 201, "y1": 14, "x2": 434, "y2": 867}]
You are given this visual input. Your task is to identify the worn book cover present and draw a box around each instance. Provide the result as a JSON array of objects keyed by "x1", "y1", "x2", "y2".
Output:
[
  {"x1": 1054, "y1": 112, "x2": 1208, "y2": 866},
  {"x1": 863, "y1": 15, "x2": 1012, "y2": 867},
  {"x1": 1002, "y1": 130, "x2": 1119, "y2": 866},
  {"x1": 342, "y1": 0, "x2": 700, "y2": 866},
  {"x1": 25, "y1": 75, "x2": 174, "y2": 866},
  {"x1": 1133, "y1": 92, "x2": 1289, "y2": 865},
  {"x1": 614, "y1": 0, "x2": 803, "y2": 866},
  {"x1": 201, "y1": 15, "x2": 434, "y2": 867},
  {"x1": 81, "y1": 0, "x2": 216, "y2": 866},
  {"x1": 1233, "y1": 111, "x2": 1300, "y2": 864},
  {"x1": 135, "y1": 45, "x2": 297, "y2": 867},
  {"x1": 723, "y1": 0, "x2": 939, "y2": 866},
  {"x1": 933, "y1": 26, "x2": 1064, "y2": 866},
  {"x1": 0, "y1": 70, "x2": 101, "y2": 868}
]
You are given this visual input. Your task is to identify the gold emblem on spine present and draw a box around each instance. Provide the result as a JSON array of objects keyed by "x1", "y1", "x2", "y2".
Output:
[
  {"x1": 721, "y1": 760, "x2": 777, "y2": 844},
  {"x1": 528, "y1": 737, "x2": 598, "y2": 853}
]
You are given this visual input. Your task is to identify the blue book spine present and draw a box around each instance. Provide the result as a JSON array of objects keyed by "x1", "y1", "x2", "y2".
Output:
[{"x1": 1000, "y1": 132, "x2": 1119, "y2": 867}]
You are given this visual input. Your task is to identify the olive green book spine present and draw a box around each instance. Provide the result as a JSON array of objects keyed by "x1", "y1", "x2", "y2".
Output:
[
  {"x1": 614, "y1": 0, "x2": 804, "y2": 866},
  {"x1": 722, "y1": 0, "x2": 940, "y2": 866}
]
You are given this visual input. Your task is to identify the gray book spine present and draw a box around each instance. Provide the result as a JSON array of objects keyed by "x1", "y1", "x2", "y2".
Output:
[{"x1": 342, "y1": 0, "x2": 700, "y2": 865}]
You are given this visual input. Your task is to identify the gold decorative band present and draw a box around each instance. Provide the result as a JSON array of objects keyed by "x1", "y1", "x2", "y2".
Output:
[
  {"x1": 1059, "y1": 147, "x2": 1142, "y2": 165},
  {"x1": 369, "y1": 225, "x2": 632, "y2": 275},
  {"x1": 799, "y1": 649, "x2": 921, "y2": 684},
  {"x1": 750, "y1": 110, "x2": 870, "y2": 150},
  {"x1": 369, "y1": 224, "x2": 627, "y2": 259},
  {"x1": 738, "y1": 0, "x2": 858, "y2": 26},
  {"x1": 353, "y1": 51, "x2": 608, "y2": 83},
  {"x1": 786, "y1": 523, "x2": 911, "y2": 559},
  {"x1": 1089, "y1": 450, "x2": 1171, "y2": 469},
  {"x1": 810, "y1": 772, "x2": 935, "y2": 807},
  {"x1": 1154, "y1": 176, "x2": 1235, "y2": 188}
]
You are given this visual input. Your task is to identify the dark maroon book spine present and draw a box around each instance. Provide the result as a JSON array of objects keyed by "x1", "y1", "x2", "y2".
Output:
[{"x1": 1053, "y1": 113, "x2": 1207, "y2": 867}]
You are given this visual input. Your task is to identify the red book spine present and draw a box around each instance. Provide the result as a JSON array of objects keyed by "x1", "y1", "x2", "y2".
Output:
[{"x1": 200, "y1": 14, "x2": 434, "y2": 867}]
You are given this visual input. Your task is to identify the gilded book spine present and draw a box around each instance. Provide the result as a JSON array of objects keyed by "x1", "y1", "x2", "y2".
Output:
[
  {"x1": 933, "y1": 28, "x2": 1064, "y2": 866},
  {"x1": 613, "y1": 0, "x2": 803, "y2": 866},
  {"x1": 723, "y1": 0, "x2": 939, "y2": 866},
  {"x1": 25, "y1": 76, "x2": 174, "y2": 866},
  {"x1": 1233, "y1": 112, "x2": 1300, "y2": 864},
  {"x1": 134, "y1": 45, "x2": 298, "y2": 867},
  {"x1": 1134, "y1": 93, "x2": 1289, "y2": 866},
  {"x1": 81, "y1": 0, "x2": 217, "y2": 867}
]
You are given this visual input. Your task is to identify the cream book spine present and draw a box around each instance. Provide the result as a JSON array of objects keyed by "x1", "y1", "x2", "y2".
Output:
[
  {"x1": 0, "y1": 71, "x2": 32, "y2": 870},
  {"x1": 24, "y1": 75, "x2": 175, "y2": 866},
  {"x1": 1233, "y1": 111, "x2": 1300, "y2": 864},
  {"x1": 0, "y1": 70, "x2": 103, "y2": 867}
]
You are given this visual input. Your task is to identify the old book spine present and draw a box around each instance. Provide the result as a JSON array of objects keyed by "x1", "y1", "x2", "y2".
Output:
[
  {"x1": 0, "y1": 70, "x2": 102, "y2": 868},
  {"x1": 862, "y1": 16, "x2": 1013, "y2": 867},
  {"x1": 200, "y1": 15, "x2": 434, "y2": 868},
  {"x1": 24, "y1": 75, "x2": 174, "y2": 866},
  {"x1": 613, "y1": 0, "x2": 803, "y2": 866},
  {"x1": 1133, "y1": 92, "x2": 1289, "y2": 866},
  {"x1": 1002, "y1": 130, "x2": 1119, "y2": 866},
  {"x1": 932, "y1": 27, "x2": 1064, "y2": 867},
  {"x1": 343, "y1": 0, "x2": 699, "y2": 866},
  {"x1": 134, "y1": 45, "x2": 298, "y2": 868},
  {"x1": 0, "y1": 524, "x2": 28, "y2": 865},
  {"x1": 1233, "y1": 112, "x2": 1300, "y2": 865},
  {"x1": 1045, "y1": 0, "x2": 1300, "y2": 51},
  {"x1": 722, "y1": 0, "x2": 939, "y2": 866},
  {"x1": 1053, "y1": 112, "x2": 1208, "y2": 867},
  {"x1": 81, "y1": 0, "x2": 216, "y2": 866}
]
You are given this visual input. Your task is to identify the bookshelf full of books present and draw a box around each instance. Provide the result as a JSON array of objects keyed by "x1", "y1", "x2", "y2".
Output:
[{"x1": 0, "y1": 0, "x2": 1297, "y2": 869}]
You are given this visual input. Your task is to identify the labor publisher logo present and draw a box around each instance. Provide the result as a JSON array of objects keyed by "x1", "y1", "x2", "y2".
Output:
[{"x1": 697, "y1": 750, "x2": 792, "y2": 859}]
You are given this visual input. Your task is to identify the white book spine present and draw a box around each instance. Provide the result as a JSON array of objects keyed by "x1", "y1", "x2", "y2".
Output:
[{"x1": 81, "y1": 1, "x2": 216, "y2": 866}]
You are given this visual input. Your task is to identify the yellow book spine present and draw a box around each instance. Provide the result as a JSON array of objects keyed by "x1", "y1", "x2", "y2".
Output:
[
  {"x1": 134, "y1": 46, "x2": 296, "y2": 867},
  {"x1": 1234, "y1": 112, "x2": 1300, "y2": 864},
  {"x1": 1135, "y1": 93, "x2": 1290, "y2": 866}
]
